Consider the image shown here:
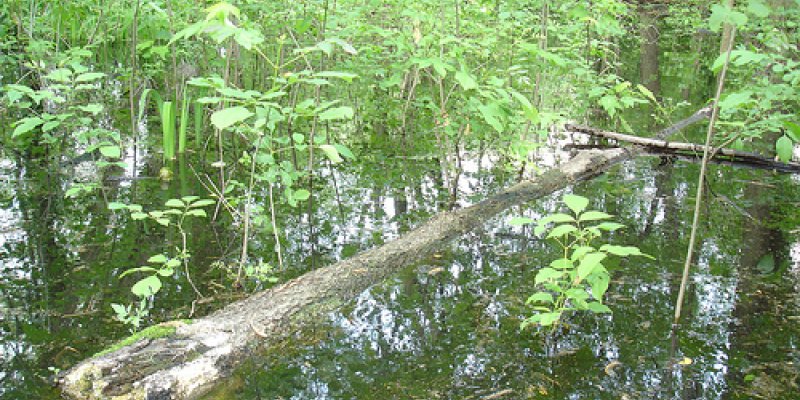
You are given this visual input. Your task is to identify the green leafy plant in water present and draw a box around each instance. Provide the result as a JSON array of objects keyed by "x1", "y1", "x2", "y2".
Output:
[
  {"x1": 511, "y1": 194, "x2": 653, "y2": 330},
  {"x1": 108, "y1": 196, "x2": 215, "y2": 331}
]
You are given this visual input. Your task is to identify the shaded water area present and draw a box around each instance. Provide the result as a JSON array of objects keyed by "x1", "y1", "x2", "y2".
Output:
[{"x1": 198, "y1": 157, "x2": 800, "y2": 400}]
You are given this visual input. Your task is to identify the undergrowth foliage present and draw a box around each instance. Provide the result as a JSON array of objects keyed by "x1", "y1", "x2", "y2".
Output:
[{"x1": 512, "y1": 194, "x2": 653, "y2": 330}]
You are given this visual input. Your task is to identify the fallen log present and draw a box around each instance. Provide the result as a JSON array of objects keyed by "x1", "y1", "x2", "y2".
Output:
[
  {"x1": 566, "y1": 123, "x2": 800, "y2": 173},
  {"x1": 58, "y1": 108, "x2": 710, "y2": 400}
]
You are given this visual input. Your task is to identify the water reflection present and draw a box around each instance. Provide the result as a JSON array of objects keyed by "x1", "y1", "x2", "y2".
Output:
[{"x1": 208, "y1": 158, "x2": 800, "y2": 400}]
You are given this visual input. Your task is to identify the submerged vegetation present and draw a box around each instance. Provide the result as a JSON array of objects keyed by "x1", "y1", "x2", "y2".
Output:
[{"x1": 1, "y1": 0, "x2": 799, "y2": 398}]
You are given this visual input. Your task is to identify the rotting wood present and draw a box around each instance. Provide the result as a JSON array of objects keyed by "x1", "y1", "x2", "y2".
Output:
[
  {"x1": 58, "y1": 108, "x2": 711, "y2": 400},
  {"x1": 566, "y1": 123, "x2": 800, "y2": 173}
]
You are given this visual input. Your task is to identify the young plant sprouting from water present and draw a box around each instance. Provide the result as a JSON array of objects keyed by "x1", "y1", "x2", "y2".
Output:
[
  {"x1": 511, "y1": 194, "x2": 653, "y2": 330},
  {"x1": 108, "y1": 196, "x2": 215, "y2": 331}
]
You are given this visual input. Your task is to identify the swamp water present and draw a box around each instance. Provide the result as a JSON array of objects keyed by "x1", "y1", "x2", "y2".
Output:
[{"x1": 3, "y1": 139, "x2": 798, "y2": 399}]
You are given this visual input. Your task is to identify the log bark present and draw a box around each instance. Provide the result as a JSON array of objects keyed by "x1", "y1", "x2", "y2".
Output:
[
  {"x1": 567, "y1": 123, "x2": 800, "y2": 173},
  {"x1": 58, "y1": 109, "x2": 711, "y2": 400}
]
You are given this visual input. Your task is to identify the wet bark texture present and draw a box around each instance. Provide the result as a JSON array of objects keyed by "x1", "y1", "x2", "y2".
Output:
[{"x1": 59, "y1": 110, "x2": 710, "y2": 400}]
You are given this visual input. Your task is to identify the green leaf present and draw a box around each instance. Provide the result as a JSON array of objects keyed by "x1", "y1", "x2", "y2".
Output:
[
  {"x1": 776, "y1": 136, "x2": 793, "y2": 162},
  {"x1": 588, "y1": 272, "x2": 610, "y2": 300},
  {"x1": 534, "y1": 267, "x2": 563, "y2": 285},
  {"x1": 537, "y1": 312, "x2": 562, "y2": 326},
  {"x1": 99, "y1": 146, "x2": 121, "y2": 158},
  {"x1": 165, "y1": 259, "x2": 181, "y2": 268},
  {"x1": 526, "y1": 292, "x2": 554, "y2": 304},
  {"x1": 75, "y1": 72, "x2": 106, "y2": 83},
  {"x1": 131, "y1": 275, "x2": 162, "y2": 297},
  {"x1": 595, "y1": 222, "x2": 625, "y2": 231},
  {"x1": 576, "y1": 252, "x2": 607, "y2": 281},
  {"x1": 586, "y1": 302, "x2": 612, "y2": 313},
  {"x1": 563, "y1": 194, "x2": 589, "y2": 214},
  {"x1": 509, "y1": 217, "x2": 535, "y2": 226},
  {"x1": 719, "y1": 91, "x2": 753, "y2": 111},
  {"x1": 186, "y1": 209, "x2": 207, "y2": 217},
  {"x1": 131, "y1": 212, "x2": 148, "y2": 220},
  {"x1": 292, "y1": 133, "x2": 305, "y2": 144},
  {"x1": 293, "y1": 189, "x2": 311, "y2": 201},
  {"x1": 314, "y1": 71, "x2": 358, "y2": 82},
  {"x1": 189, "y1": 199, "x2": 216, "y2": 208},
  {"x1": 318, "y1": 106, "x2": 354, "y2": 121},
  {"x1": 782, "y1": 121, "x2": 800, "y2": 142},
  {"x1": 600, "y1": 244, "x2": 653, "y2": 258},
  {"x1": 579, "y1": 211, "x2": 612, "y2": 222},
  {"x1": 148, "y1": 254, "x2": 168, "y2": 264},
  {"x1": 748, "y1": 0, "x2": 770, "y2": 17},
  {"x1": 550, "y1": 258, "x2": 573, "y2": 269},
  {"x1": 12, "y1": 117, "x2": 44, "y2": 137},
  {"x1": 320, "y1": 144, "x2": 344, "y2": 163},
  {"x1": 478, "y1": 103, "x2": 504, "y2": 133},
  {"x1": 547, "y1": 224, "x2": 577, "y2": 239},
  {"x1": 45, "y1": 68, "x2": 73, "y2": 82},
  {"x1": 333, "y1": 144, "x2": 355, "y2": 160},
  {"x1": 165, "y1": 199, "x2": 185, "y2": 208},
  {"x1": 548, "y1": 213, "x2": 575, "y2": 223},
  {"x1": 108, "y1": 202, "x2": 127, "y2": 210},
  {"x1": 210, "y1": 106, "x2": 253, "y2": 130},
  {"x1": 454, "y1": 70, "x2": 478, "y2": 90},
  {"x1": 119, "y1": 266, "x2": 158, "y2": 278}
]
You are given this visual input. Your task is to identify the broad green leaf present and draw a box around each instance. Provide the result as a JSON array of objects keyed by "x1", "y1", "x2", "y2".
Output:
[
  {"x1": 636, "y1": 84, "x2": 658, "y2": 103},
  {"x1": 509, "y1": 217, "x2": 535, "y2": 226},
  {"x1": 292, "y1": 133, "x2": 305, "y2": 143},
  {"x1": 111, "y1": 303, "x2": 127, "y2": 316},
  {"x1": 548, "y1": 213, "x2": 576, "y2": 223},
  {"x1": 108, "y1": 202, "x2": 127, "y2": 210},
  {"x1": 189, "y1": 199, "x2": 216, "y2": 208},
  {"x1": 563, "y1": 194, "x2": 589, "y2": 214},
  {"x1": 600, "y1": 244, "x2": 653, "y2": 258},
  {"x1": 526, "y1": 292, "x2": 554, "y2": 304},
  {"x1": 165, "y1": 199, "x2": 185, "y2": 208},
  {"x1": 318, "y1": 106, "x2": 354, "y2": 121},
  {"x1": 156, "y1": 218, "x2": 170, "y2": 226},
  {"x1": 131, "y1": 212, "x2": 148, "y2": 220},
  {"x1": 537, "y1": 311, "x2": 562, "y2": 326},
  {"x1": 75, "y1": 72, "x2": 106, "y2": 83},
  {"x1": 333, "y1": 144, "x2": 355, "y2": 159},
  {"x1": 576, "y1": 252, "x2": 607, "y2": 281},
  {"x1": 718, "y1": 91, "x2": 753, "y2": 111},
  {"x1": 320, "y1": 144, "x2": 344, "y2": 163},
  {"x1": 478, "y1": 103, "x2": 504, "y2": 133},
  {"x1": 588, "y1": 272, "x2": 610, "y2": 300},
  {"x1": 314, "y1": 71, "x2": 358, "y2": 82},
  {"x1": 210, "y1": 106, "x2": 253, "y2": 130},
  {"x1": 550, "y1": 258, "x2": 573, "y2": 269},
  {"x1": 783, "y1": 121, "x2": 800, "y2": 142},
  {"x1": 579, "y1": 211, "x2": 612, "y2": 222},
  {"x1": 186, "y1": 209, "x2": 207, "y2": 217},
  {"x1": 586, "y1": 302, "x2": 612, "y2": 313},
  {"x1": 119, "y1": 266, "x2": 157, "y2": 278},
  {"x1": 99, "y1": 146, "x2": 121, "y2": 158},
  {"x1": 570, "y1": 246, "x2": 595, "y2": 261},
  {"x1": 45, "y1": 68, "x2": 73, "y2": 82},
  {"x1": 747, "y1": 0, "x2": 770, "y2": 17},
  {"x1": 148, "y1": 254, "x2": 168, "y2": 263},
  {"x1": 131, "y1": 275, "x2": 162, "y2": 297},
  {"x1": 595, "y1": 222, "x2": 625, "y2": 231},
  {"x1": 165, "y1": 259, "x2": 181, "y2": 268},
  {"x1": 547, "y1": 224, "x2": 577, "y2": 239},
  {"x1": 12, "y1": 117, "x2": 43, "y2": 137},
  {"x1": 534, "y1": 267, "x2": 563, "y2": 285},
  {"x1": 776, "y1": 136, "x2": 793, "y2": 162},
  {"x1": 293, "y1": 189, "x2": 311, "y2": 201},
  {"x1": 233, "y1": 29, "x2": 264, "y2": 50},
  {"x1": 454, "y1": 70, "x2": 478, "y2": 90}
]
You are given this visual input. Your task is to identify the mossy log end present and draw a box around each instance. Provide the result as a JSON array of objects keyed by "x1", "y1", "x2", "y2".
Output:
[{"x1": 60, "y1": 108, "x2": 711, "y2": 399}]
